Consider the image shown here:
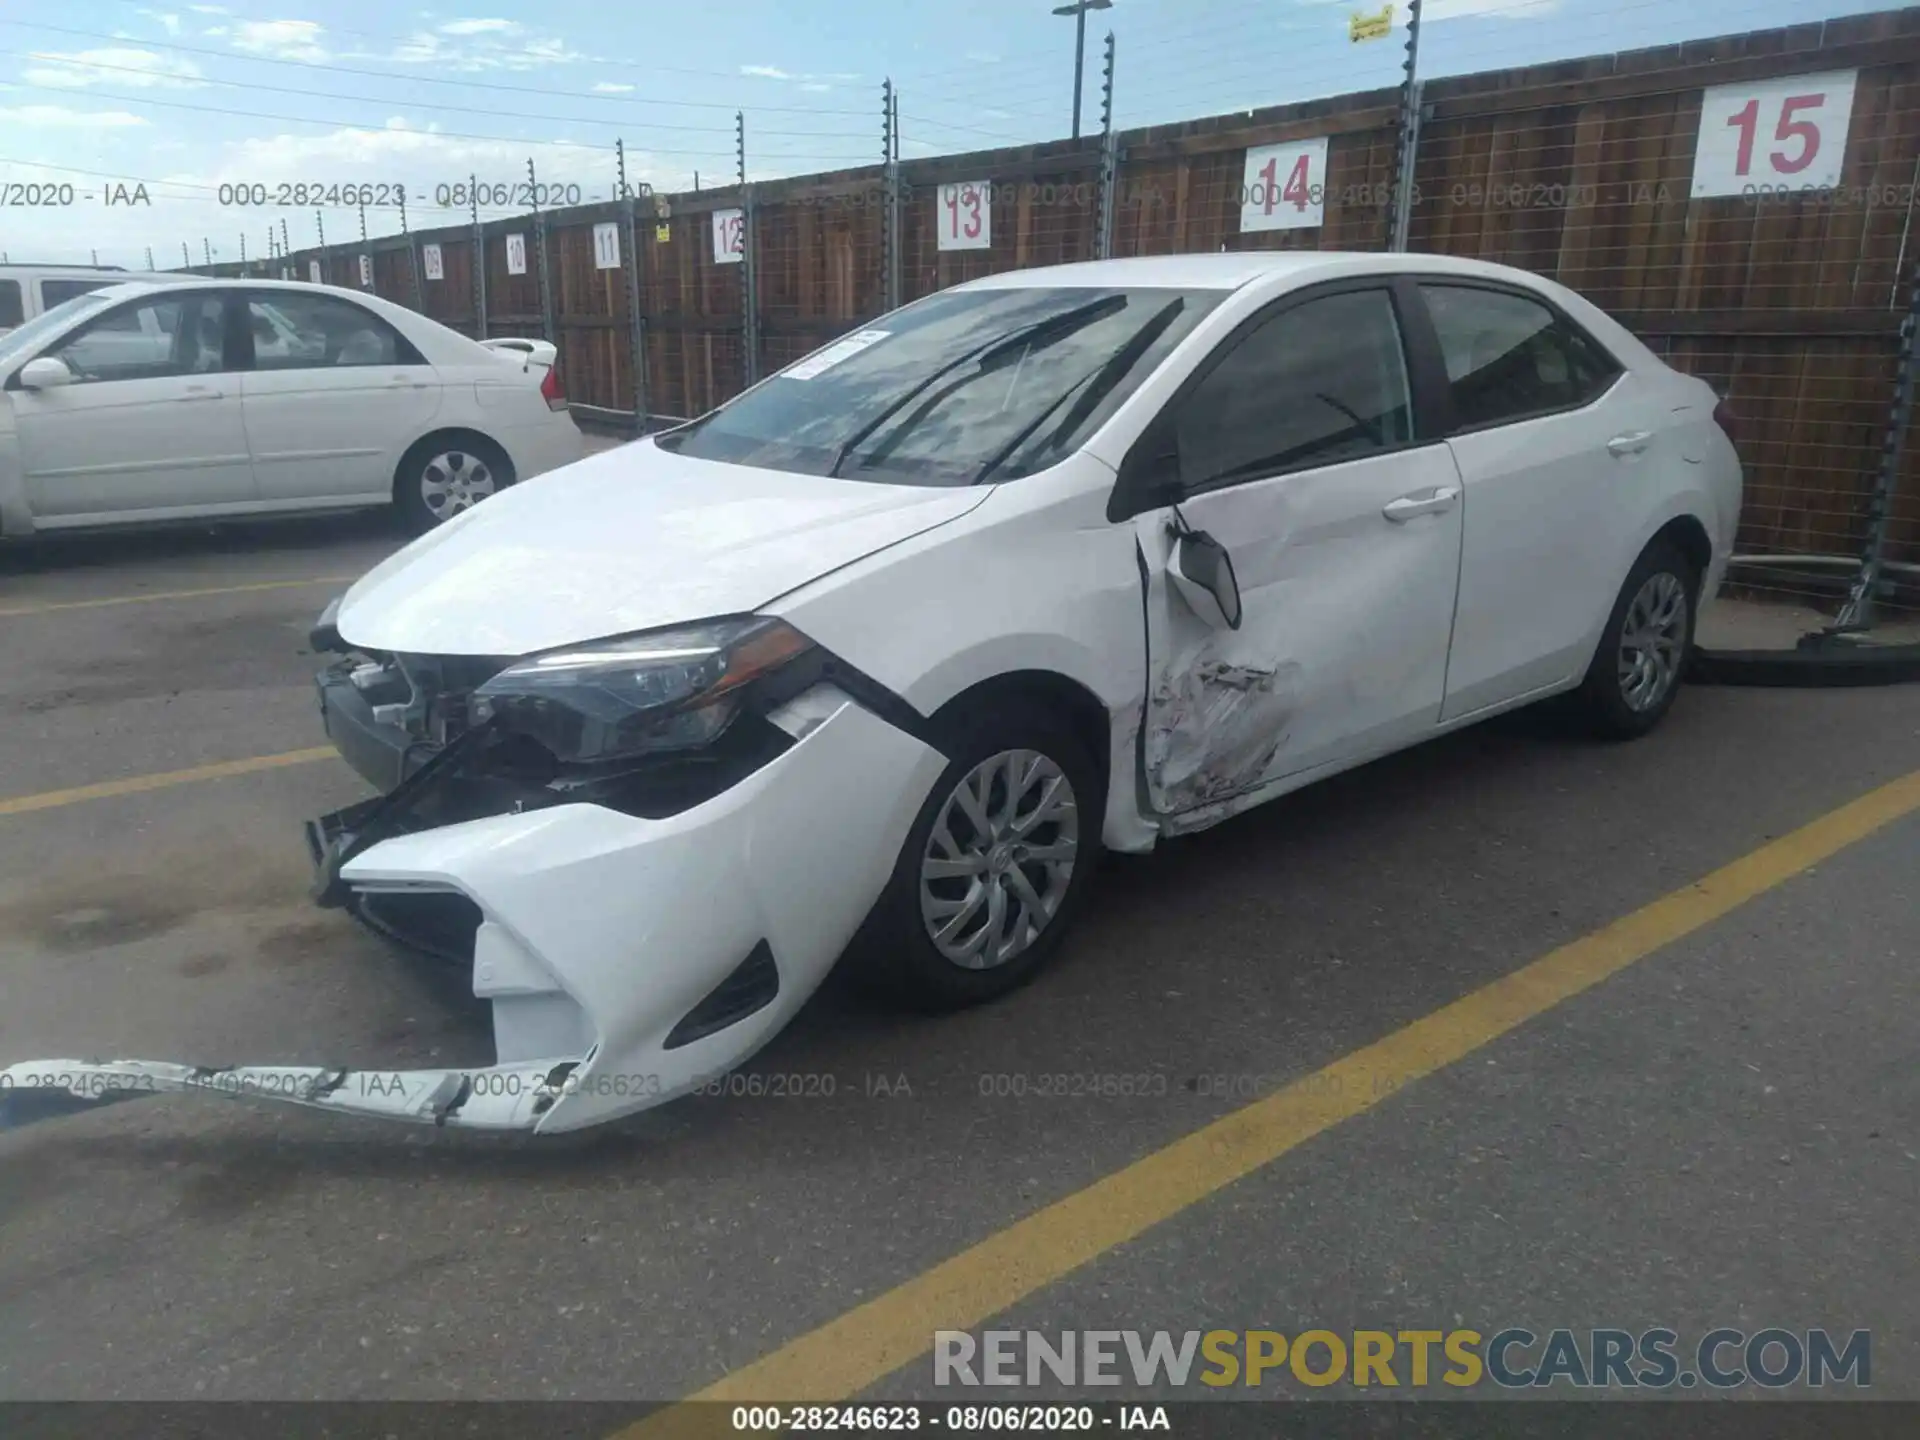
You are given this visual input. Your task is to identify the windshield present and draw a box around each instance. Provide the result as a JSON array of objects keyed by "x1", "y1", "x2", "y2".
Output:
[
  {"x1": 0, "y1": 289, "x2": 124, "y2": 367},
  {"x1": 657, "y1": 285, "x2": 1222, "y2": 485}
]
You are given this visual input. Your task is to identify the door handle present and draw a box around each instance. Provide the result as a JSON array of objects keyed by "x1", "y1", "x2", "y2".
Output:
[
  {"x1": 1382, "y1": 486, "x2": 1460, "y2": 522},
  {"x1": 1608, "y1": 431, "x2": 1652, "y2": 457}
]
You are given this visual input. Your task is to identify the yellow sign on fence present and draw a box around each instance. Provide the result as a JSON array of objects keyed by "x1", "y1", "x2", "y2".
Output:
[{"x1": 1349, "y1": 3, "x2": 1395, "y2": 41}]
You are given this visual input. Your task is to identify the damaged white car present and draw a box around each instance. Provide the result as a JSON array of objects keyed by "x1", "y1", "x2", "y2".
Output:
[{"x1": 9, "y1": 252, "x2": 1741, "y2": 1135}]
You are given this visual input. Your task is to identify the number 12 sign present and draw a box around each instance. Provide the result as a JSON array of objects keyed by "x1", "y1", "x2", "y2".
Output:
[
  {"x1": 937, "y1": 181, "x2": 992, "y2": 251},
  {"x1": 1692, "y1": 71, "x2": 1858, "y2": 197},
  {"x1": 1241, "y1": 138, "x2": 1329, "y2": 233}
]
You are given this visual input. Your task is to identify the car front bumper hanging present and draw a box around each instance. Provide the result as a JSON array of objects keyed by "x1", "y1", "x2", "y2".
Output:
[{"x1": 2, "y1": 686, "x2": 948, "y2": 1139}]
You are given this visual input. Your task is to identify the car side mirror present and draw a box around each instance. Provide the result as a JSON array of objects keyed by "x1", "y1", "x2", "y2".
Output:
[
  {"x1": 18, "y1": 357, "x2": 74, "y2": 391},
  {"x1": 1108, "y1": 416, "x2": 1182, "y2": 522},
  {"x1": 1169, "y1": 527, "x2": 1242, "y2": 631}
]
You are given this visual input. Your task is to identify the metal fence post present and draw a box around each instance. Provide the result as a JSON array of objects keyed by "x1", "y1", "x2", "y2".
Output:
[
  {"x1": 400, "y1": 192, "x2": 421, "y2": 310},
  {"x1": 883, "y1": 80, "x2": 902, "y2": 311},
  {"x1": 738, "y1": 112, "x2": 760, "y2": 388},
  {"x1": 1095, "y1": 31, "x2": 1119, "y2": 260},
  {"x1": 617, "y1": 140, "x2": 652, "y2": 434},
  {"x1": 1834, "y1": 267, "x2": 1920, "y2": 631},
  {"x1": 469, "y1": 176, "x2": 488, "y2": 340},
  {"x1": 1389, "y1": 0, "x2": 1425, "y2": 252},
  {"x1": 529, "y1": 157, "x2": 555, "y2": 344}
]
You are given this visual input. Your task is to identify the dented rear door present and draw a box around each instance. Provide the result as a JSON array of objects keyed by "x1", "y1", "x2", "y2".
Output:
[{"x1": 1134, "y1": 283, "x2": 1466, "y2": 817}]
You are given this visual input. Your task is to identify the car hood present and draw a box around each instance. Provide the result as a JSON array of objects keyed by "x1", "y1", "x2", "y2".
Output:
[{"x1": 336, "y1": 440, "x2": 993, "y2": 656}]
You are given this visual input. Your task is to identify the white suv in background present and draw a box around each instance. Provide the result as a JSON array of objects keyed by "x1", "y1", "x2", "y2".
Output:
[
  {"x1": 0, "y1": 277, "x2": 584, "y2": 536},
  {"x1": 0, "y1": 264, "x2": 150, "y2": 336}
]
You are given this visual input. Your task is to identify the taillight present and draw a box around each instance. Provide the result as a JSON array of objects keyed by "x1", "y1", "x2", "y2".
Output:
[
  {"x1": 539, "y1": 364, "x2": 565, "y2": 412},
  {"x1": 1712, "y1": 395, "x2": 1738, "y2": 448}
]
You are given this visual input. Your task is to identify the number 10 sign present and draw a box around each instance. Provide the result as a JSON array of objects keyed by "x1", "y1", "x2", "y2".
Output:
[
  {"x1": 1692, "y1": 71, "x2": 1858, "y2": 197},
  {"x1": 1240, "y1": 138, "x2": 1329, "y2": 233}
]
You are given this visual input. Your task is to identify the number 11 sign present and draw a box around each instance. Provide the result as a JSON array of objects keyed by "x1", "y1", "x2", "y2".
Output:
[
  {"x1": 1692, "y1": 71, "x2": 1857, "y2": 197},
  {"x1": 1240, "y1": 138, "x2": 1328, "y2": 233}
]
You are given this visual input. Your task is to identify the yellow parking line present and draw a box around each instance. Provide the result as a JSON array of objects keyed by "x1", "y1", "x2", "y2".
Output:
[
  {"x1": 622, "y1": 767, "x2": 1920, "y2": 1433},
  {"x1": 0, "y1": 748, "x2": 336, "y2": 818},
  {"x1": 0, "y1": 575, "x2": 356, "y2": 618}
]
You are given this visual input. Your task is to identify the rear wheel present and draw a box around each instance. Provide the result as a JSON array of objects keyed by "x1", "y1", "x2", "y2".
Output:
[
  {"x1": 855, "y1": 701, "x2": 1103, "y2": 1011},
  {"x1": 394, "y1": 433, "x2": 514, "y2": 532},
  {"x1": 1573, "y1": 537, "x2": 1698, "y2": 739}
]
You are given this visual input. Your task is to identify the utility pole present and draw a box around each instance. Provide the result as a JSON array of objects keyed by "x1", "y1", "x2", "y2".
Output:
[
  {"x1": 181, "y1": 241, "x2": 190, "y2": 269},
  {"x1": 739, "y1": 112, "x2": 759, "y2": 387},
  {"x1": 91, "y1": 248, "x2": 99, "y2": 266},
  {"x1": 239, "y1": 233, "x2": 247, "y2": 275},
  {"x1": 357, "y1": 197, "x2": 369, "y2": 288},
  {"x1": 315, "y1": 209, "x2": 328, "y2": 283},
  {"x1": 203, "y1": 237, "x2": 212, "y2": 267},
  {"x1": 145, "y1": 245, "x2": 154, "y2": 271},
  {"x1": 280, "y1": 217, "x2": 291, "y2": 269},
  {"x1": 1052, "y1": 0, "x2": 1114, "y2": 141}
]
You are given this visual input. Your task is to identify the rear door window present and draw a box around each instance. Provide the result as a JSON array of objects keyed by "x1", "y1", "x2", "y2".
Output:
[{"x1": 1419, "y1": 284, "x2": 1622, "y2": 430}]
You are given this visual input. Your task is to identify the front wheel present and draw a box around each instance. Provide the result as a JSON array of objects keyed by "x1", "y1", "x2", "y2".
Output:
[
  {"x1": 394, "y1": 434, "x2": 513, "y2": 533},
  {"x1": 1573, "y1": 537, "x2": 1698, "y2": 739},
  {"x1": 854, "y1": 703, "x2": 1103, "y2": 1011}
]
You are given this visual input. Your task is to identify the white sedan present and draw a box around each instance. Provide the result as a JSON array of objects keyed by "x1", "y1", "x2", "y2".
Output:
[
  {"x1": 7, "y1": 252, "x2": 1741, "y2": 1136},
  {"x1": 0, "y1": 277, "x2": 582, "y2": 537}
]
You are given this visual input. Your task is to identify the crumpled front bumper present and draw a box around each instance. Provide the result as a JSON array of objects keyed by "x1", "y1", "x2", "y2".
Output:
[{"x1": 2, "y1": 688, "x2": 946, "y2": 1137}]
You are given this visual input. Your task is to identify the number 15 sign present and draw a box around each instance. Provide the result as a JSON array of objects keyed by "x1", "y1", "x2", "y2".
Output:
[{"x1": 1692, "y1": 71, "x2": 1858, "y2": 197}]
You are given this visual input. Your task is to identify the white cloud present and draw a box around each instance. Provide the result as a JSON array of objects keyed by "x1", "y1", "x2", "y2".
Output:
[
  {"x1": 187, "y1": 3, "x2": 228, "y2": 12},
  {"x1": 800, "y1": 82, "x2": 832, "y2": 93},
  {"x1": 201, "y1": 25, "x2": 228, "y2": 35},
  {"x1": 138, "y1": 9, "x2": 185, "y2": 34},
  {"x1": 964, "y1": 50, "x2": 1000, "y2": 63},
  {"x1": 378, "y1": 29, "x2": 578, "y2": 70},
  {"x1": 593, "y1": 81, "x2": 634, "y2": 93},
  {"x1": 231, "y1": 19, "x2": 328, "y2": 62},
  {"x1": 0, "y1": 105, "x2": 149, "y2": 128},
  {"x1": 438, "y1": 17, "x2": 518, "y2": 34},
  {"x1": 741, "y1": 64, "x2": 792, "y2": 80},
  {"x1": 24, "y1": 48, "x2": 205, "y2": 89}
]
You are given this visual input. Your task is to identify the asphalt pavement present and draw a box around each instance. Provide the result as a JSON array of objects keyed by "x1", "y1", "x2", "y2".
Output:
[{"x1": 0, "y1": 494, "x2": 1914, "y2": 1410}]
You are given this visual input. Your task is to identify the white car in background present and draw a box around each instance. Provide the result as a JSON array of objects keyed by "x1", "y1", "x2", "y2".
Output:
[
  {"x1": 9, "y1": 252, "x2": 1741, "y2": 1137},
  {"x1": 0, "y1": 277, "x2": 582, "y2": 537}
]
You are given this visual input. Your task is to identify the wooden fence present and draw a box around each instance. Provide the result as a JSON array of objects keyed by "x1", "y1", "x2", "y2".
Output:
[{"x1": 205, "y1": 8, "x2": 1920, "y2": 592}]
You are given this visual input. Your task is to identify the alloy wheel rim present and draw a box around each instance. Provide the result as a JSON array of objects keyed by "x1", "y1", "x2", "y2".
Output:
[
  {"x1": 918, "y1": 748, "x2": 1080, "y2": 970},
  {"x1": 420, "y1": 451, "x2": 497, "y2": 519},
  {"x1": 1617, "y1": 570, "x2": 1689, "y2": 712}
]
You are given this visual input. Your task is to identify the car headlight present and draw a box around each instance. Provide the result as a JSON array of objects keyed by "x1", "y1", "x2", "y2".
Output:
[{"x1": 471, "y1": 617, "x2": 814, "y2": 764}]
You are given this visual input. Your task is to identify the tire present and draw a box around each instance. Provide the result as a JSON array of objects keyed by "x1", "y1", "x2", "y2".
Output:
[
  {"x1": 394, "y1": 433, "x2": 514, "y2": 533},
  {"x1": 854, "y1": 700, "x2": 1104, "y2": 1011},
  {"x1": 1573, "y1": 536, "x2": 1699, "y2": 739}
]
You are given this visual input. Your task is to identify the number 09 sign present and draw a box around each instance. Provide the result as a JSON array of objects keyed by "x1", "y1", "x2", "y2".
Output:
[
  {"x1": 1692, "y1": 71, "x2": 1858, "y2": 197},
  {"x1": 1240, "y1": 138, "x2": 1329, "y2": 233}
]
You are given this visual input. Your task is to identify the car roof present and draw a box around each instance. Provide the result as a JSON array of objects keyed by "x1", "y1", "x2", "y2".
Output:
[{"x1": 955, "y1": 250, "x2": 1544, "y2": 293}]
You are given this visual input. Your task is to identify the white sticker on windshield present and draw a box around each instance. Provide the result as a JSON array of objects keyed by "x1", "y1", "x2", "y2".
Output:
[{"x1": 782, "y1": 329, "x2": 891, "y2": 381}]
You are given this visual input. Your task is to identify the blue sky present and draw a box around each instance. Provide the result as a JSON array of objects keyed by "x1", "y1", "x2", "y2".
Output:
[{"x1": 0, "y1": 0, "x2": 1905, "y2": 266}]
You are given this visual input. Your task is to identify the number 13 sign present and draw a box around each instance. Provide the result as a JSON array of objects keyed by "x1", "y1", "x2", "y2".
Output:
[
  {"x1": 1692, "y1": 71, "x2": 1858, "y2": 197},
  {"x1": 937, "y1": 181, "x2": 991, "y2": 251},
  {"x1": 1240, "y1": 138, "x2": 1329, "y2": 233}
]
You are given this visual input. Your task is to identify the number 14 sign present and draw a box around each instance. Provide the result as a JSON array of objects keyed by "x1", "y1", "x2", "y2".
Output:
[
  {"x1": 1692, "y1": 71, "x2": 1858, "y2": 197},
  {"x1": 1240, "y1": 138, "x2": 1329, "y2": 233}
]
